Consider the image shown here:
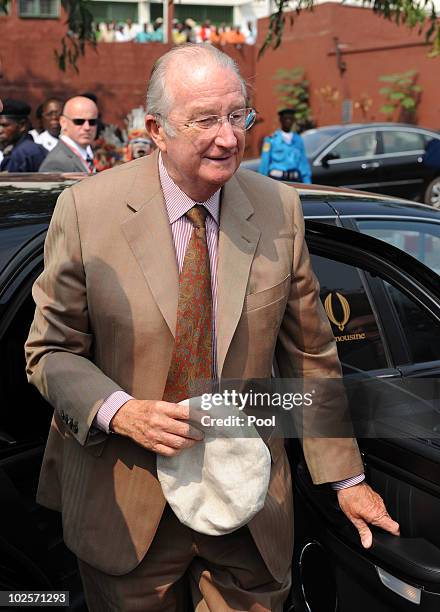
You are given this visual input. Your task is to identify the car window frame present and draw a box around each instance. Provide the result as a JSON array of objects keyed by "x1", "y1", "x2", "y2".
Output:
[
  {"x1": 305, "y1": 220, "x2": 440, "y2": 318},
  {"x1": 313, "y1": 126, "x2": 440, "y2": 168},
  {"x1": 337, "y1": 213, "x2": 440, "y2": 372},
  {"x1": 345, "y1": 215, "x2": 440, "y2": 273},
  {"x1": 313, "y1": 128, "x2": 379, "y2": 166},
  {"x1": 376, "y1": 127, "x2": 427, "y2": 157}
]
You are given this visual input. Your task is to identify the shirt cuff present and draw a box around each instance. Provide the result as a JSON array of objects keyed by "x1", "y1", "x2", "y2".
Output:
[
  {"x1": 93, "y1": 391, "x2": 134, "y2": 434},
  {"x1": 331, "y1": 473, "x2": 365, "y2": 491}
]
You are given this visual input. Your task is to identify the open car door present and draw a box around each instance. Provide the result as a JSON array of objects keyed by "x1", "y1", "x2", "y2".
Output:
[{"x1": 288, "y1": 222, "x2": 440, "y2": 612}]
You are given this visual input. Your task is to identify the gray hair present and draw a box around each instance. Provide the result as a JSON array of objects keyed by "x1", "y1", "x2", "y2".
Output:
[{"x1": 146, "y1": 43, "x2": 247, "y2": 136}]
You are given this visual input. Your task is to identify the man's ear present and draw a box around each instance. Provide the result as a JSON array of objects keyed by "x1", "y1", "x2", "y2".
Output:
[
  {"x1": 59, "y1": 115, "x2": 68, "y2": 135},
  {"x1": 145, "y1": 114, "x2": 167, "y2": 153}
]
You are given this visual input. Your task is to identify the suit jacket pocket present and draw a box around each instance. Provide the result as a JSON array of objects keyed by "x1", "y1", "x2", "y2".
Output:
[{"x1": 244, "y1": 275, "x2": 291, "y2": 312}]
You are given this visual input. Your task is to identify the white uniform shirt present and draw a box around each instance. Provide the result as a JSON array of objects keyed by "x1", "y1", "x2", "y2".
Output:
[{"x1": 34, "y1": 130, "x2": 59, "y2": 151}]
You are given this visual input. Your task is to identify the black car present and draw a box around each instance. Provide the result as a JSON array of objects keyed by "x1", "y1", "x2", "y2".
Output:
[
  {"x1": 288, "y1": 184, "x2": 440, "y2": 611},
  {"x1": 2, "y1": 175, "x2": 440, "y2": 610},
  {"x1": 243, "y1": 123, "x2": 440, "y2": 206}
]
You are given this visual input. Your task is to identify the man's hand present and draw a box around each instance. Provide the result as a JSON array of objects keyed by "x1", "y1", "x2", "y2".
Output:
[
  {"x1": 110, "y1": 399, "x2": 204, "y2": 456},
  {"x1": 337, "y1": 482, "x2": 400, "y2": 548}
]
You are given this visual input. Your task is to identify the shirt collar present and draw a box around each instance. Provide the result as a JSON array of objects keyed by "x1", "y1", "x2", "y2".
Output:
[
  {"x1": 61, "y1": 134, "x2": 93, "y2": 160},
  {"x1": 41, "y1": 130, "x2": 58, "y2": 143},
  {"x1": 158, "y1": 152, "x2": 220, "y2": 225}
]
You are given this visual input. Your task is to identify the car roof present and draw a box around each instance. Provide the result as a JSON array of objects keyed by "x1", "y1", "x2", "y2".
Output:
[{"x1": 295, "y1": 183, "x2": 440, "y2": 220}]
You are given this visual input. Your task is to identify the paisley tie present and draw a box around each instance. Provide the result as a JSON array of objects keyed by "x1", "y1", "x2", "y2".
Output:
[{"x1": 163, "y1": 205, "x2": 213, "y2": 403}]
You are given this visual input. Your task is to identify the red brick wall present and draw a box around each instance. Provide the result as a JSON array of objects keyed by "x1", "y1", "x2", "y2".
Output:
[
  {"x1": 253, "y1": 3, "x2": 440, "y2": 157},
  {"x1": 2, "y1": 1, "x2": 439, "y2": 160},
  {"x1": 0, "y1": 0, "x2": 256, "y2": 153}
]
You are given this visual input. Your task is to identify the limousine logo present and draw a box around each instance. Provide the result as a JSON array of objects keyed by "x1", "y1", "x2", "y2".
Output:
[{"x1": 324, "y1": 291, "x2": 350, "y2": 331}]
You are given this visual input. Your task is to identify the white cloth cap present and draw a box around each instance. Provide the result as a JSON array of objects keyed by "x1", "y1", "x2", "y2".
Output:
[{"x1": 157, "y1": 397, "x2": 271, "y2": 536}]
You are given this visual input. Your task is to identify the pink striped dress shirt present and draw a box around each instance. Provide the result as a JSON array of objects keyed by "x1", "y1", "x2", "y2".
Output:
[
  {"x1": 93, "y1": 154, "x2": 364, "y2": 490},
  {"x1": 94, "y1": 153, "x2": 219, "y2": 433}
]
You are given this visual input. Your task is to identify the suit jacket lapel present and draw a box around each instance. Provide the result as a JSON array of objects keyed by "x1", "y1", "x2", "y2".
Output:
[
  {"x1": 121, "y1": 152, "x2": 179, "y2": 338},
  {"x1": 59, "y1": 140, "x2": 89, "y2": 172},
  {"x1": 217, "y1": 175, "x2": 261, "y2": 376}
]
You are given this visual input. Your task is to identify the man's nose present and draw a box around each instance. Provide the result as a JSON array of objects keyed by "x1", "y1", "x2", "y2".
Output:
[{"x1": 215, "y1": 119, "x2": 238, "y2": 148}]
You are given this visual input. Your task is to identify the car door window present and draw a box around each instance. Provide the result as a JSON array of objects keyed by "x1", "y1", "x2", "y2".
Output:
[
  {"x1": 356, "y1": 220, "x2": 440, "y2": 275},
  {"x1": 381, "y1": 130, "x2": 425, "y2": 154},
  {"x1": 311, "y1": 254, "x2": 388, "y2": 374},
  {"x1": 328, "y1": 132, "x2": 377, "y2": 160},
  {"x1": 312, "y1": 248, "x2": 440, "y2": 442},
  {"x1": 384, "y1": 281, "x2": 440, "y2": 364}
]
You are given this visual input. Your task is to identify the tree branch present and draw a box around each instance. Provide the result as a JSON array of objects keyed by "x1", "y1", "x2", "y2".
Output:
[
  {"x1": 56, "y1": 0, "x2": 97, "y2": 72},
  {"x1": 259, "y1": 0, "x2": 440, "y2": 58}
]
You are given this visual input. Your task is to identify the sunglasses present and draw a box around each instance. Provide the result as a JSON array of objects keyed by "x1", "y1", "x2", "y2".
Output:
[{"x1": 63, "y1": 115, "x2": 98, "y2": 126}]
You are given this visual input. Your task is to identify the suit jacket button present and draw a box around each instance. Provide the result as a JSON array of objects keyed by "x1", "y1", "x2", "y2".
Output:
[
  {"x1": 73, "y1": 424, "x2": 79, "y2": 434},
  {"x1": 60, "y1": 410, "x2": 65, "y2": 419}
]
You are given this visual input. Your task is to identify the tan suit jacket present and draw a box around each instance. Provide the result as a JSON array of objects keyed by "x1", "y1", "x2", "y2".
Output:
[{"x1": 25, "y1": 152, "x2": 363, "y2": 583}]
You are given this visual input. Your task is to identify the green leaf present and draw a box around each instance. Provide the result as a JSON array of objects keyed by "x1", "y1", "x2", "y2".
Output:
[
  {"x1": 379, "y1": 74, "x2": 399, "y2": 83},
  {"x1": 401, "y1": 98, "x2": 416, "y2": 109},
  {"x1": 389, "y1": 92, "x2": 405, "y2": 100},
  {"x1": 379, "y1": 87, "x2": 393, "y2": 95},
  {"x1": 380, "y1": 105, "x2": 396, "y2": 114}
]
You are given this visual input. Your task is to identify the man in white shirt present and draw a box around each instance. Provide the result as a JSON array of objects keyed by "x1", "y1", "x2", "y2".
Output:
[
  {"x1": 123, "y1": 17, "x2": 140, "y2": 41},
  {"x1": 33, "y1": 98, "x2": 62, "y2": 152},
  {"x1": 39, "y1": 96, "x2": 98, "y2": 173}
]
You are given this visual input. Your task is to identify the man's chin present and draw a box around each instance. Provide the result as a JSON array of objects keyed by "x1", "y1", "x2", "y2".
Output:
[{"x1": 202, "y1": 159, "x2": 239, "y2": 184}]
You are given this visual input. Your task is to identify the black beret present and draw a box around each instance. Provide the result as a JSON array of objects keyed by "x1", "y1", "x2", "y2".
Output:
[
  {"x1": 0, "y1": 98, "x2": 31, "y2": 118},
  {"x1": 278, "y1": 108, "x2": 296, "y2": 117}
]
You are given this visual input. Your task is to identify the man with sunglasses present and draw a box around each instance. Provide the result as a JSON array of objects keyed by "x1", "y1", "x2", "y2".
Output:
[
  {"x1": 39, "y1": 95, "x2": 98, "y2": 173},
  {"x1": 27, "y1": 44, "x2": 398, "y2": 611}
]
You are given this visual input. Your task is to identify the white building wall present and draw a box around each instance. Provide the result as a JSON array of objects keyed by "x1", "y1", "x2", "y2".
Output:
[
  {"x1": 138, "y1": 1, "x2": 150, "y2": 23},
  {"x1": 92, "y1": 0, "x2": 439, "y2": 26}
]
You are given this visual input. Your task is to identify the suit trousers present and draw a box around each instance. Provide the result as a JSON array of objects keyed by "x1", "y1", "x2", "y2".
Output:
[{"x1": 78, "y1": 504, "x2": 291, "y2": 612}]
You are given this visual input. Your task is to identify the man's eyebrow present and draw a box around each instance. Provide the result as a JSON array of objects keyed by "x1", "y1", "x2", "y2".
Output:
[
  {"x1": 187, "y1": 107, "x2": 219, "y2": 118},
  {"x1": 187, "y1": 105, "x2": 245, "y2": 119}
]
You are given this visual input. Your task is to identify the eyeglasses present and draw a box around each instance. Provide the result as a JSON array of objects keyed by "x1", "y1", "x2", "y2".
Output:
[
  {"x1": 63, "y1": 115, "x2": 98, "y2": 126},
  {"x1": 158, "y1": 107, "x2": 256, "y2": 133},
  {"x1": 185, "y1": 107, "x2": 256, "y2": 131}
]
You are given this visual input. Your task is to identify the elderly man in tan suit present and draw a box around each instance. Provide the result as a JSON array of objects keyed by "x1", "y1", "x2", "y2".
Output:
[{"x1": 25, "y1": 44, "x2": 399, "y2": 611}]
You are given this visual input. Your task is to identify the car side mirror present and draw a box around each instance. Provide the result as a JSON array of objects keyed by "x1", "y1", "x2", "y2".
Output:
[{"x1": 321, "y1": 152, "x2": 339, "y2": 168}]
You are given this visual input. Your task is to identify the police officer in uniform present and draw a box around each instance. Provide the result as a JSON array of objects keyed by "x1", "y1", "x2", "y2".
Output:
[
  {"x1": 0, "y1": 98, "x2": 47, "y2": 172},
  {"x1": 0, "y1": 99, "x2": 47, "y2": 172},
  {"x1": 258, "y1": 108, "x2": 312, "y2": 183}
]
